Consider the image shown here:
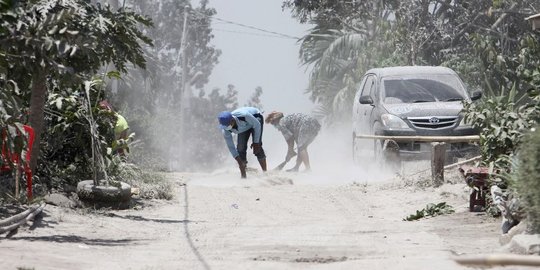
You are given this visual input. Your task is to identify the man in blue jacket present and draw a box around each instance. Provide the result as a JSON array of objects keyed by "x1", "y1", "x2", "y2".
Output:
[{"x1": 218, "y1": 107, "x2": 267, "y2": 178}]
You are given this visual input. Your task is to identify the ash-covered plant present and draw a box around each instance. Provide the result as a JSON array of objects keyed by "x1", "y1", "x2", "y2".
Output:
[
  {"x1": 39, "y1": 78, "x2": 115, "y2": 190},
  {"x1": 107, "y1": 155, "x2": 173, "y2": 200},
  {"x1": 463, "y1": 87, "x2": 536, "y2": 172},
  {"x1": 514, "y1": 127, "x2": 540, "y2": 233}
]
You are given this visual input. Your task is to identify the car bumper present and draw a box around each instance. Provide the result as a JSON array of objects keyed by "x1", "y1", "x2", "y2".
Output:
[
  {"x1": 375, "y1": 126, "x2": 478, "y2": 137},
  {"x1": 375, "y1": 127, "x2": 479, "y2": 160}
]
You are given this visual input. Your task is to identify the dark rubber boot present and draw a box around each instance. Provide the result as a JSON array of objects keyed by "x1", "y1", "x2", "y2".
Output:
[{"x1": 258, "y1": 159, "x2": 267, "y2": 172}]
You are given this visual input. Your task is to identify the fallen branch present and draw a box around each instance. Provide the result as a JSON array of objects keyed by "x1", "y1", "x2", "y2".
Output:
[
  {"x1": 454, "y1": 254, "x2": 540, "y2": 267},
  {"x1": 0, "y1": 203, "x2": 45, "y2": 234}
]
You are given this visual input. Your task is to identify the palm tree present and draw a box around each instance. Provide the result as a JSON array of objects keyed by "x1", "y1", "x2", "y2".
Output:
[{"x1": 298, "y1": 15, "x2": 400, "y2": 123}]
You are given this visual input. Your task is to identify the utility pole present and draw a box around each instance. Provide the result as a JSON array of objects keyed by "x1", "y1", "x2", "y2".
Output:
[
  {"x1": 171, "y1": 5, "x2": 190, "y2": 171},
  {"x1": 180, "y1": 5, "x2": 190, "y2": 105}
]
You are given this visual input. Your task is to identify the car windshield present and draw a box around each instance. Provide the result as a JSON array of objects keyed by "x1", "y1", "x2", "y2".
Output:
[{"x1": 381, "y1": 75, "x2": 467, "y2": 104}]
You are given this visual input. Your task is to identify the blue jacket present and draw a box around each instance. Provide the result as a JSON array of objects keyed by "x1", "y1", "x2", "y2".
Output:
[{"x1": 222, "y1": 107, "x2": 262, "y2": 158}]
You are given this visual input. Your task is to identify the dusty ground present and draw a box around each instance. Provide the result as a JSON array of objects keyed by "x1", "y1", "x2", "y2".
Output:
[{"x1": 0, "y1": 167, "x2": 532, "y2": 270}]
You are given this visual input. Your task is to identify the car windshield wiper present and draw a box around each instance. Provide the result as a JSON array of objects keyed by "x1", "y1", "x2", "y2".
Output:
[
  {"x1": 412, "y1": 100, "x2": 432, "y2": 103},
  {"x1": 444, "y1": 97, "x2": 464, "y2": 101}
]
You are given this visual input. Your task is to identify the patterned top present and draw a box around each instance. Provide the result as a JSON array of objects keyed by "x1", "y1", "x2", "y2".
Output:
[{"x1": 273, "y1": 113, "x2": 321, "y2": 151}]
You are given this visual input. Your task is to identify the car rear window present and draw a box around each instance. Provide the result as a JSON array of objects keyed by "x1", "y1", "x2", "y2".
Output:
[{"x1": 381, "y1": 75, "x2": 467, "y2": 104}]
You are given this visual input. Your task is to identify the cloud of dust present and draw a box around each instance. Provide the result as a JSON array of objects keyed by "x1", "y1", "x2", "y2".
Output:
[
  {"x1": 291, "y1": 122, "x2": 397, "y2": 186},
  {"x1": 198, "y1": 119, "x2": 397, "y2": 187}
]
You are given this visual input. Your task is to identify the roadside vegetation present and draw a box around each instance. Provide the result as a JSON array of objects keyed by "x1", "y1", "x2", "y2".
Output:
[{"x1": 283, "y1": 0, "x2": 540, "y2": 232}]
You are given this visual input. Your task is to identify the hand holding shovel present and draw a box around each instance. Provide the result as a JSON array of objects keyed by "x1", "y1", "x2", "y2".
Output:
[{"x1": 274, "y1": 150, "x2": 296, "y2": 171}]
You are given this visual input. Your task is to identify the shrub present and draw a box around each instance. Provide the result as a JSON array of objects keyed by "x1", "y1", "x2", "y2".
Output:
[
  {"x1": 463, "y1": 88, "x2": 536, "y2": 171},
  {"x1": 514, "y1": 127, "x2": 540, "y2": 233}
]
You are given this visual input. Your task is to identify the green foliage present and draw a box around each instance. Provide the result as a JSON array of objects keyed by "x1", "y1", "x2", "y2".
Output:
[
  {"x1": 461, "y1": 30, "x2": 540, "y2": 171},
  {"x1": 514, "y1": 127, "x2": 540, "y2": 233},
  {"x1": 0, "y1": 78, "x2": 26, "y2": 171},
  {"x1": 463, "y1": 89, "x2": 536, "y2": 170},
  {"x1": 1, "y1": 0, "x2": 152, "y2": 80},
  {"x1": 0, "y1": 0, "x2": 153, "y2": 195},
  {"x1": 38, "y1": 78, "x2": 115, "y2": 189},
  {"x1": 403, "y1": 202, "x2": 455, "y2": 221}
]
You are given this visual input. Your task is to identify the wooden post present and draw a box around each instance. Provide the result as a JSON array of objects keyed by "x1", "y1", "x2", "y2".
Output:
[
  {"x1": 15, "y1": 163, "x2": 21, "y2": 199},
  {"x1": 431, "y1": 142, "x2": 446, "y2": 187}
]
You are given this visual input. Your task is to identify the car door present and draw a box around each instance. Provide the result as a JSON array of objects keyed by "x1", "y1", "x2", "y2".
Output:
[
  {"x1": 352, "y1": 76, "x2": 368, "y2": 135},
  {"x1": 356, "y1": 74, "x2": 376, "y2": 135}
]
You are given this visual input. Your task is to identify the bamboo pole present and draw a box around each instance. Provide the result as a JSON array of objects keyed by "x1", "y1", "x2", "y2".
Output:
[
  {"x1": 0, "y1": 203, "x2": 45, "y2": 234},
  {"x1": 444, "y1": 155, "x2": 482, "y2": 169},
  {"x1": 405, "y1": 155, "x2": 482, "y2": 177},
  {"x1": 0, "y1": 204, "x2": 39, "y2": 227},
  {"x1": 354, "y1": 134, "x2": 480, "y2": 143},
  {"x1": 454, "y1": 254, "x2": 540, "y2": 267}
]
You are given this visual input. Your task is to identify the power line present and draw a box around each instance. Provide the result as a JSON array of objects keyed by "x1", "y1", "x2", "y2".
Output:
[
  {"x1": 192, "y1": 9, "x2": 300, "y2": 40},
  {"x1": 212, "y1": 28, "x2": 297, "y2": 39}
]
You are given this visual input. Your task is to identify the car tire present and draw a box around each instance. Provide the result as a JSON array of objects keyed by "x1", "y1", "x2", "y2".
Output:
[{"x1": 76, "y1": 180, "x2": 132, "y2": 209}]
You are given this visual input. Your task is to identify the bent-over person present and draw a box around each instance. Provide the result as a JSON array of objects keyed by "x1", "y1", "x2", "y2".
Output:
[
  {"x1": 218, "y1": 107, "x2": 267, "y2": 178},
  {"x1": 266, "y1": 112, "x2": 320, "y2": 172}
]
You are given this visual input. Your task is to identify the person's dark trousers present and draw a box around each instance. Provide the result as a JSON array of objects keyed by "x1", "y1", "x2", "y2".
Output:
[{"x1": 237, "y1": 114, "x2": 266, "y2": 164}]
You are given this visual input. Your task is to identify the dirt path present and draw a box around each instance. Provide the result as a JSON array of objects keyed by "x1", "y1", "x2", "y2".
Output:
[{"x1": 0, "y1": 170, "x2": 529, "y2": 270}]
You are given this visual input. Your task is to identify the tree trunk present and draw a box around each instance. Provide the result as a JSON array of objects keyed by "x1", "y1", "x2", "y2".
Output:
[{"x1": 28, "y1": 71, "x2": 47, "y2": 174}]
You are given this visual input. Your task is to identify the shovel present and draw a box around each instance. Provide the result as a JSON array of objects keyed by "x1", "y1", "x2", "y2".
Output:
[{"x1": 274, "y1": 152, "x2": 296, "y2": 171}]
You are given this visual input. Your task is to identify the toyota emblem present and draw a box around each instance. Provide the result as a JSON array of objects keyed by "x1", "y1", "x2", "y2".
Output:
[{"x1": 429, "y1": 117, "x2": 440, "y2": 124}]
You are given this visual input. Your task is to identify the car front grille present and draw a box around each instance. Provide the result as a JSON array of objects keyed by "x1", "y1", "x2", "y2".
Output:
[{"x1": 407, "y1": 116, "x2": 458, "y2": 129}]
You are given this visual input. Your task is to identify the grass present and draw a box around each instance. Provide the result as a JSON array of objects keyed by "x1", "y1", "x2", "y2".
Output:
[{"x1": 111, "y1": 161, "x2": 174, "y2": 200}]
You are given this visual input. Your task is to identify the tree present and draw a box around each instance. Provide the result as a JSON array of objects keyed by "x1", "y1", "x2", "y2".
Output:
[
  {"x1": 284, "y1": 0, "x2": 540, "y2": 122},
  {"x1": 182, "y1": 86, "x2": 239, "y2": 171},
  {"x1": 286, "y1": 1, "x2": 402, "y2": 123},
  {"x1": 111, "y1": 0, "x2": 222, "y2": 170},
  {"x1": 245, "y1": 86, "x2": 263, "y2": 110},
  {"x1": 0, "y1": 0, "x2": 152, "y2": 175}
]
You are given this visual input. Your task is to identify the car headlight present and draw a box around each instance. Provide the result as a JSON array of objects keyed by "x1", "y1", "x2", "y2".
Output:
[{"x1": 381, "y1": 114, "x2": 409, "y2": 129}]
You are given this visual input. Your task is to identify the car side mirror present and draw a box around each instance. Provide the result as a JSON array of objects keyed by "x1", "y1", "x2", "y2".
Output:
[
  {"x1": 470, "y1": 91, "x2": 482, "y2": 101},
  {"x1": 359, "y1": 96, "x2": 374, "y2": 105}
]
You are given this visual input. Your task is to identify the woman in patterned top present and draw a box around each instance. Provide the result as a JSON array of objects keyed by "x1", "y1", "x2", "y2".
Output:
[{"x1": 265, "y1": 111, "x2": 321, "y2": 172}]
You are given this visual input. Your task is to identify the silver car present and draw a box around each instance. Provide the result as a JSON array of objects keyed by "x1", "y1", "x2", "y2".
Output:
[{"x1": 352, "y1": 66, "x2": 481, "y2": 164}]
